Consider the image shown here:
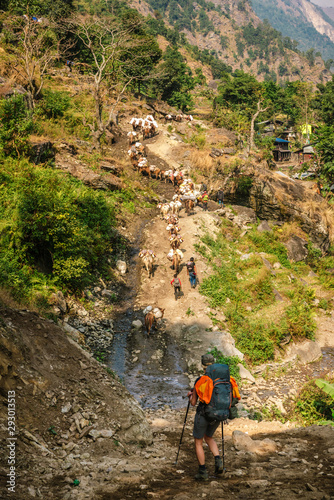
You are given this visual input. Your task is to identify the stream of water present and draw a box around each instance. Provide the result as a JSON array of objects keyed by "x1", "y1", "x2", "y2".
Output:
[{"x1": 107, "y1": 220, "x2": 189, "y2": 410}]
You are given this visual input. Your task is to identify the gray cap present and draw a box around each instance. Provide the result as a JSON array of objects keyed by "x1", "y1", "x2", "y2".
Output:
[{"x1": 201, "y1": 353, "x2": 214, "y2": 366}]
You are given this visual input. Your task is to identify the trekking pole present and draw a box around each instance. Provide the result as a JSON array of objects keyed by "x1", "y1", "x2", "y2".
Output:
[
  {"x1": 174, "y1": 400, "x2": 190, "y2": 466},
  {"x1": 221, "y1": 421, "x2": 226, "y2": 473}
]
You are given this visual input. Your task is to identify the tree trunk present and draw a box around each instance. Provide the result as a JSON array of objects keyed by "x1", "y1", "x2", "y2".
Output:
[{"x1": 249, "y1": 101, "x2": 269, "y2": 152}]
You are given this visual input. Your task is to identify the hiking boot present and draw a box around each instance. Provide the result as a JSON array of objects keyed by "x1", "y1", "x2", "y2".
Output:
[
  {"x1": 194, "y1": 468, "x2": 209, "y2": 481},
  {"x1": 215, "y1": 457, "x2": 224, "y2": 474}
]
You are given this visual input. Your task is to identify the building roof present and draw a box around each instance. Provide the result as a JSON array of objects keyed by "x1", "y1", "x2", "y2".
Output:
[{"x1": 275, "y1": 138, "x2": 290, "y2": 143}]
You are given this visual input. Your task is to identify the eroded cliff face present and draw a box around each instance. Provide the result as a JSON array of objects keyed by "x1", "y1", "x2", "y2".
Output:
[
  {"x1": 226, "y1": 168, "x2": 332, "y2": 252},
  {"x1": 300, "y1": 0, "x2": 334, "y2": 43}
]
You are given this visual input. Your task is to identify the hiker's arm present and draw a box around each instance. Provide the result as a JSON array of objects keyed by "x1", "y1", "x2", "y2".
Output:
[{"x1": 187, "y1": 389, "x2": 198, "y2": 406}]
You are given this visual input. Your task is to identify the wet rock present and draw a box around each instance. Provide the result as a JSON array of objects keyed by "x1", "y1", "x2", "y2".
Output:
[
  {"x1": 116, "y1": 260, "x2": 127, "y2": 275},
  {"x1": 286, "y1": 340, "x2": 322, "y2": 364},
  {"x1": 238, "y1": 364, "x2": 255, "y2": 383},
  {"x1": 132, "y1": 320, "x2": 143, "y2": 330},
  {"x1": 31, "y1": 141, "x2": 55, "y2": 164},
  {"x1": 286, "y1": 235, "x2": 308, "y2": 262},
  {"x1": 257, "y1": 221, "x2": 272, "y2": 232}
]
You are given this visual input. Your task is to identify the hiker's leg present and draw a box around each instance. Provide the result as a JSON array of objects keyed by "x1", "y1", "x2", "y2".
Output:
[
  {"x1": 194, "y1": 438, "x2": 205, "y2": 465},
  {"x1": 204, "y1": 435, "x2": 219, "y2": 457}
]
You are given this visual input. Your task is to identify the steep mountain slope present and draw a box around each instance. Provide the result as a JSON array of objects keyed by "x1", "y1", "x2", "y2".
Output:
[
  {"x1": 321, "y1": 6, "x2": 334, "y2": 23},
  {"x1": 134, "y1": 0, "x2": 331, "y2": 84},
  {"x1": 251, "y1": 0, "x2": 334, "y2": 60}
]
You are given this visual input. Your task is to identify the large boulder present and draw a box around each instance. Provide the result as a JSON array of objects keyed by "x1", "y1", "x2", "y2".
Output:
[
  {"x1": 285, "y1": 235, "x2": 308, "y2": 262},
  {"x1": 232, "y1": 430, "x2": 277, "y2": 455},
  {"x1": 286, "y1": 340, "x2": 322, "y2": 364},
  {"x1": 225, "y1": 168, "x2": 330, "y2": 252},
  {"x1": 55, "y1": 151, "x2": 125, "y2": 191},
  {"x1": 248, "y1": 169, "x2": 330, "y2": 252}
]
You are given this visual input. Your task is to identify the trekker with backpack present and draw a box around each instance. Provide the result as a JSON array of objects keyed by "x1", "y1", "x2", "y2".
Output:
[
  {"x1": 171, "y1": 274, "x2": 181, "y2": 301},
  {"x1": 186, "y1": 257, "x2": 197, "y2": 289},
  {"x1": 201, "y1": 191, "x2": 209, "y2": 211},
  {"x1": 187, "y1": 353, "x2": 240, "y2": 481},
  {"x1": 217, "y1": 188, "x2": 224, "y2": 207}
]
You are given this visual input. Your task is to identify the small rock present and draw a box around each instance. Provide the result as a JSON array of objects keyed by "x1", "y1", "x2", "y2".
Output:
[
  {"x1": 257, "y1": 221, "x2": 272, "y2": 232},
  {"x1": 116, "y1": 260, "x2": 127, "y2": 275},
  {"x1": 61, "y1": 402, "x2": 72, "y2": 414},
  {"x1": 132, "y1": 320, "x2": 143, "y2": 330},
  {"x1": 273, "y1": 262, "x2": 281, "y2": 269},
  {"x1": 273, "y1": 289, "x2": 284, "y2": 301},
  {"x1": 240, "y1": 253, "x2": 253, "y2": 261},
  {"x1": 247, "y1": 480, "x2": 270, "y2": 488},
  {"x1": 238, "y1": 364, "x2": 255, "y2": 383}
]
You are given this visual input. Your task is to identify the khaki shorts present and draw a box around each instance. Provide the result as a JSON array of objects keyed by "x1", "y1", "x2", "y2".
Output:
[{"x1": 193, "y1": 408, "x2": 220, "y2": 439}]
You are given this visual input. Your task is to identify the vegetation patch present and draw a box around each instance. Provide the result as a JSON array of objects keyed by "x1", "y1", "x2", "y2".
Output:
[
  {"x1": 198, "y1": 228, "x2": 318, "y2": 365},
  {"x1": 293, "y1": 377, "x2": 334, "y2": 426}
]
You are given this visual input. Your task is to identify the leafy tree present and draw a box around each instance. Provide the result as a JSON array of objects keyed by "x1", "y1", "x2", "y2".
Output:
[
  {"x1": 315, "y1": 77, "x2": 334, "y2": 125},
  {"x1": 215, "y1": 71, "x2": 263, "y2": 118},
  {"x1": 68, "y1": 13, "x2": 161, "y2": 148},
  {"x1": 5, "y1": 0, "x2": 73, "y2": 18},
  {"x1": 151, "y1": 47, "x2": 195, "y2": 111},
  {"x1": 305, "y1": 48, "x2": 316, "y2": 67}
]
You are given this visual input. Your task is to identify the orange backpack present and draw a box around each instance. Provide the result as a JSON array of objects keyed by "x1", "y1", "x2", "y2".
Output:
[
  {"x1": 194, "y1": 375, "x2": 213, "y2": 404},
  {"x1": 195, "y1": 375, "x2": 241, "y2": 404}
]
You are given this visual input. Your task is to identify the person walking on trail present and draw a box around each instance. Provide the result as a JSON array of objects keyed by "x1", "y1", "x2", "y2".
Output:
[
  {"x1": 217, "y1": 188, "x2": 224, "y2": 207},
  {"x1": 187, "y1": 354, "x2": 224, "y2": 481},
  {"x1": 171, "y1": 274, "x2": 181, "y2": 301},
  {"x1": 201, "y1": 191, "x2": 209, "y2": 211},
  {"x1": 186, "y1": 257, "x2": 197, "y2": 289}
]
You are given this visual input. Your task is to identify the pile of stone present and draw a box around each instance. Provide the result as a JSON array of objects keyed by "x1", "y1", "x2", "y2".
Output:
[{"x1": 66, "y1": 317, "x2": 114, "y2": 351}]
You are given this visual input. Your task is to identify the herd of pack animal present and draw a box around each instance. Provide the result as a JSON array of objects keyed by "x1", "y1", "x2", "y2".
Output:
[{"x1": 130, "y1": 114, "x2": 207, "y2": 336}]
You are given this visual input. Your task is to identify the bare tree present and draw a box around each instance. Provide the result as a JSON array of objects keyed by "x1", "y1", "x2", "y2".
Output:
[
  {"x1": 68, "y1": 15, "x2": 160, "y2": 150},
  {"x1": 5, "y1": 14, "x2": 62, "y2": 109},
  {"x1": 249, "y1": 99, "x2": 268, "y2": 152}
]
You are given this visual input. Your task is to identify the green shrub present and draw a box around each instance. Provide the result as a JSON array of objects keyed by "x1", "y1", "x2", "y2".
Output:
[
  {"x1": 294, "y1": 378, "x2": 334, "y2": 425},
  {"x1": 285, "y1": 286, "x2": 316, "y2": 340},
  {"x1": 247, "y1": 229, "x2": 291, "y2": 268},
  {"x1": 0, "y1": 158, "x2": 116, "y2": 297},
  {"x1": 208, "y1": 347, "x2": 241, "y2": 381},
  {"x1": 39, "y1": 90, "x2": 70, "y2": 119},
  {"x1": 0, "y1": 94, "x2": 35, "y2": 157},
  {"x1": 232, "y1": 318, "x2": 276, "y2": 365}
]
